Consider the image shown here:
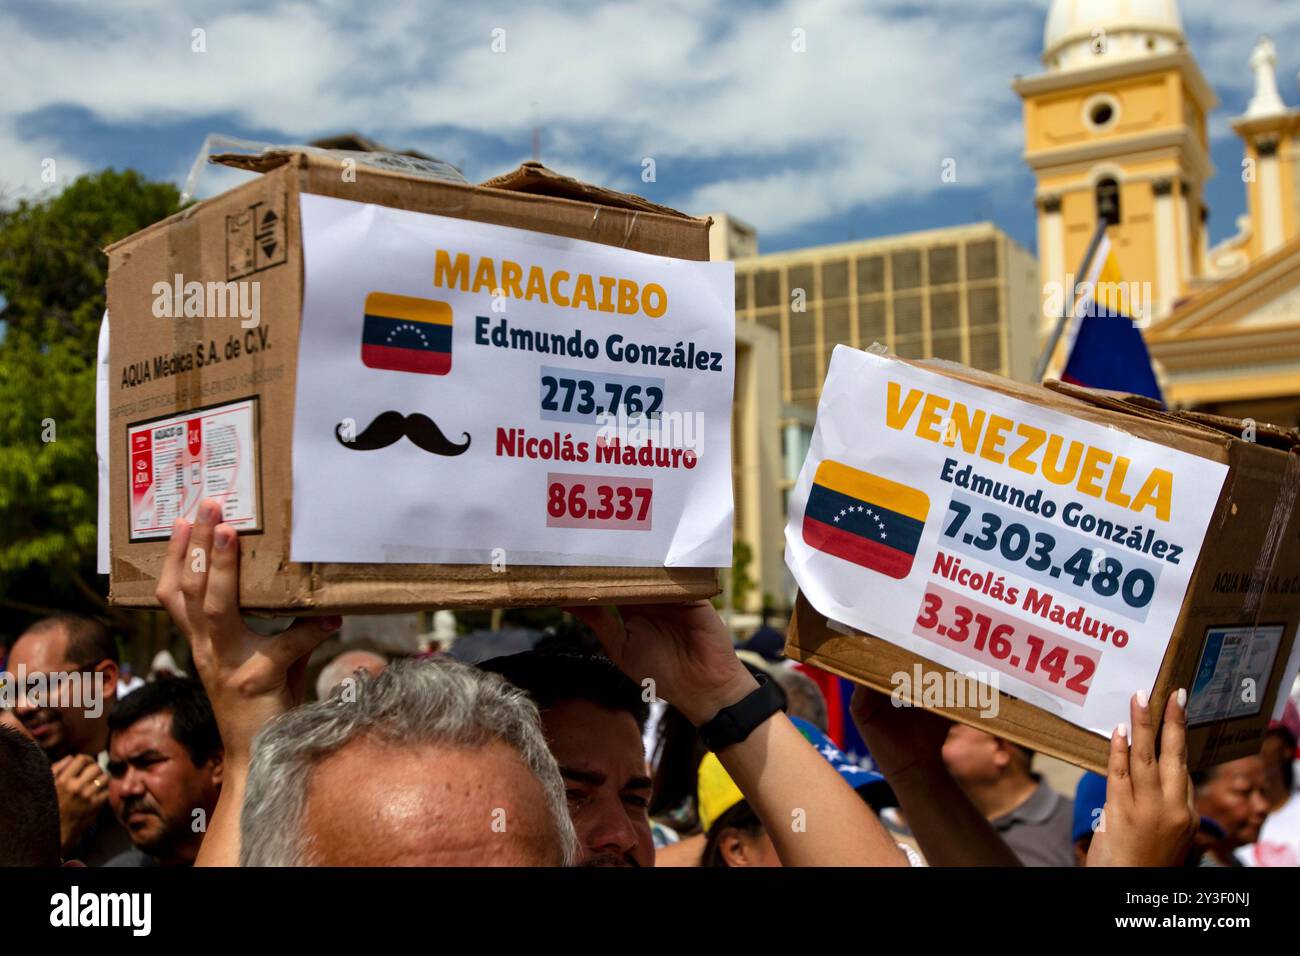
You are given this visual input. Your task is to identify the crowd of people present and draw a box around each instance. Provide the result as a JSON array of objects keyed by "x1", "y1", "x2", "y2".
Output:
[{"x1": 3, "y1": 498, "x2": 1298, "y2": 868}]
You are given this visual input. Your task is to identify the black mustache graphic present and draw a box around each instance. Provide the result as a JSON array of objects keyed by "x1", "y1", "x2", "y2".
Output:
[{"x1": 337, "y1": 411, "x2": 472, "y2": 456}]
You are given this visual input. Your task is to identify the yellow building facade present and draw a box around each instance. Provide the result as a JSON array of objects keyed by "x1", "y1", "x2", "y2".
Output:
[
  {"x1": 1015, "y1": 0, "x2": 1216, "y2": 329},
  {"x1": 1017, "y1": 0, "x2": 1300, "y2": 425}
]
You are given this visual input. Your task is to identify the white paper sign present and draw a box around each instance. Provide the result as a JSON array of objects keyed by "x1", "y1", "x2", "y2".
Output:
[
  {"x1": 785, "y1": 346, "x2": 1229, "y2": 736},
  {"x1": 291, "y1": 194, "x2": 735, "y2": 566},
  {"x1": 96, "y1": 311, "x2": 111, "y2": 574}
]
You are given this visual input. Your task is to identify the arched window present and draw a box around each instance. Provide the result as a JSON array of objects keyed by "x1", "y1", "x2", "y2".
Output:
[{"x1": 1096, "y1": 177, "x2": 1121, "y2": 226}]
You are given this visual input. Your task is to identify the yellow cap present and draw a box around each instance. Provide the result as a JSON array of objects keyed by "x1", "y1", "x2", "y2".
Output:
[{"x1": 697, "y1": 750, "x2": 745, "y2": 833}]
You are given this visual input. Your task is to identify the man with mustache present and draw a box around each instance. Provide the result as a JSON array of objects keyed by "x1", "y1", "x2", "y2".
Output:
[
  {"x1": 104, "y1": 675, "x2": 223, "y2": 867},
  {"x1": 8, "y1": 614, "x2": 131, "y2": 865}
]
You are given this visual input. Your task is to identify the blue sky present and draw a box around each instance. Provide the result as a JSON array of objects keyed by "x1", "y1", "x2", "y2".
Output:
[{"x1": 2, "y1": 0, "x2": 1297, "y2": 257}]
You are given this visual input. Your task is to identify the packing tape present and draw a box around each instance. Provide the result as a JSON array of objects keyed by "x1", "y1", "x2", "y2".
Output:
[
  {"x1": 166, "y1": 210, "x2": 204, "y2": 412},
  {"x1": 1243, "y1": 450, "x2": 1300, "y2": 623},
  {"x1": 620, "y1": 210, "x2": 640, "y2": 249}
]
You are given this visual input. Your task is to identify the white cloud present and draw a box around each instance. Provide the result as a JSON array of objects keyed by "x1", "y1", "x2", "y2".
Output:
[
  {"x1": 1, "y1": 0, "x2": 1294, "y2": 240},
  {"x1": 0, "y1": 117, "x2": 92, "y2": 202}
]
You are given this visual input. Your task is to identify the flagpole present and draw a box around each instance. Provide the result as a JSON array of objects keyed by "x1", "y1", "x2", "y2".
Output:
[{"x1": 1033, "y1": 218, "x2": 1110, "y2": 384}]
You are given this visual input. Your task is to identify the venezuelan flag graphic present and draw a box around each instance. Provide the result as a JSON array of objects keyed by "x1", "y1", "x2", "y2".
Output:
[
  {"x1": 360, "y1": 292, "x2": 453, "y2": 375},
  {"x1": 802, "y1": 460, "x2": 929, "y2": 579}
]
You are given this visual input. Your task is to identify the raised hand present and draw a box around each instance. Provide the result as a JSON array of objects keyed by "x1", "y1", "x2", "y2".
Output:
[
  {"x1": 568, "y1": 601, "x2": 757, "y2": 725},
  {"x1": 849, "y1": 684, "x2": 952, "y2": 780},
  {"x1": 154, "y1": 498, "x2": 340, "y2": 866},
  {"x1": 154, "y1": 499, "x2": 340, "y2": 762},
  {"x1": 1087, "y1": 690, "x2": 1198, "y2": 868}
]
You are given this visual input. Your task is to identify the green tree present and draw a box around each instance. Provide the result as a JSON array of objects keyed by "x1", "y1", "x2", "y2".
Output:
[
  {"x1": 730, "y1": 539, "x2": 756, "y2": 610},
  {"x1": 0, "y1": 170, "x2": 179, "y2": 644}
]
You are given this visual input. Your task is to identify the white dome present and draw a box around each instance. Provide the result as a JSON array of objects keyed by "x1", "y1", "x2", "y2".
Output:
[{"x1": 1044, "y1": 0, "x2": 1185, "y2": 71}]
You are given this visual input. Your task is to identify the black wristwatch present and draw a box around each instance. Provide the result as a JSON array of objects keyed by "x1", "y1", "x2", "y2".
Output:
[{"x1": 697, "y1": 673, "x2": 785, "y2": 751}]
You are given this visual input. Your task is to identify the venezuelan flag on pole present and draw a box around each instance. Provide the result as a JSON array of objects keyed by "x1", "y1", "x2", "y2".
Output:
[{"x1": 1060, "y1": 233, "x2": 1163, "y2": 403}]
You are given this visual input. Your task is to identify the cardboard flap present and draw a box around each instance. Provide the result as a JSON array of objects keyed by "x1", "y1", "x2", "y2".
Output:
[
  {"x1": 212, "y1": 147, "x2": 470, "y2": 185},
  {"x1": 1040, "y1": 377, "x2": 1234, "y2": 444},
  {"x1": 1173, "y1": 409, "x2": 1300, "y2": 451},
  {"x1": 481, "y1": 161, "x2": 700, "y2": 221},
  {"x1": 1044, "y1": 378, "x2": 1164, "y2": 412},
  {"x1": 211, "y1": 150, "x2": 297, "y2": 174},
  {"x1": 1046, "y1": 378, "x2": 1300, "y2": 450}
]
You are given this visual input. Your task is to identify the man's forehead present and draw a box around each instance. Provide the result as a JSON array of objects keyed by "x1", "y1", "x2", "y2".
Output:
[
  {"x1": 303, "y1": 738, "x2": 558, "y2": 865},
  {"x1": 542, "y1": 700, "x2": 648, "y2": 783},
  {"x1": 110, "y1": 712, "x2": 176, "y2": 757},
  {"x1": 11, "y1": 627, "x2": 73, "y2": 668}
]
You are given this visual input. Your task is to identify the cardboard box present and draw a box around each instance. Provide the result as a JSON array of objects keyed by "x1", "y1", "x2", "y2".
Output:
[
  {"x1": 786, "y1": 358, "x2": 1300, "y2": 773},
  {"x1": 104, "y1": 152, "x2": 721, "y2": 612}
]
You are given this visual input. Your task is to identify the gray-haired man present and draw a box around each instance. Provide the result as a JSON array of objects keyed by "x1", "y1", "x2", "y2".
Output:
[
  {"x1": 155, "y1": 500, "x2": 576, "y2": 867},
  {"x1": 241, "y1": 659, "x2": 575, "y2": 866}
]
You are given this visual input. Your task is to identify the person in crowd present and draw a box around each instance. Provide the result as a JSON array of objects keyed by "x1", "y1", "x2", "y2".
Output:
[
  {"x1": 1216, "y1": 722, "x2": 1300, "y2": 867},
  {"x1": 738, "y1": 618, "x2": 786, "y2": 663},
  {"x1": 1191, "y1": 752, "x2": 1272, "y2": 866},
  {"x1": 104, "y1": 675, "x2": 224, "y2": 867},
  {"x1": 1071, "y1": 771, "x2": 1107, "y2": 866},
  {"x1": 7, "y1": 614, "x2": 131, "y2": 865},
  {"x1": 0, "y1": 727, "x2": 64, "y2": 867},
  {"x1": 117, "y1": 662, "x2": 146, "y2": 698},
  {"x1": 851, "y1": 685, "x2": 1198, "y2": 867},
  {"x1": 768, "y1": 665, "x2": 829, "y2": 732},
  {"x1": 482, "y1": 624, "x2": 908, "y2": 867},
  {"x1": 694, "y1": 716, "x2": 906, "y2": 867},
  {"x1": 645, "y1": 701, "x2": 706, "y2": 845},
  {"x1": 149, "y1": 649, "x2": 185, "y2": 680},
  {"x1": 479, "y1": 651, "x2": 655, "y2": 866},
  {"x1": 9, "y1": 615, "x2": 119, "y2": 761},
  {"x1": 1260, "y1": 722, "x2": 1298, "y2": 810},
  {"x1": 936, "y1": 723, "x2": 1074, "y2": 866},
  {"x1": 240, "y1": 659, "x2": 577, "y2": 866},
  {"x1": 1240, "y1": 723, "x2": 1300, "y2": 866},
  {"x1": 314, "y1": 648, "x2": 388, "y2": 701},
  {"x1": 0, "y1": 703, "x2": 32, "y2": 738},
  {"x1": 642, "y1": 660, "x2": 789, "y2": 857},
  {"x1": 484, "y1": 651, "x2": 805, "y2": 864},
  {"x1": 561, "y1": 602, "x2": 907, "y2": 867},
  {"x1": 156, "y1": 502, "x2": 575, "y2": 867}
]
